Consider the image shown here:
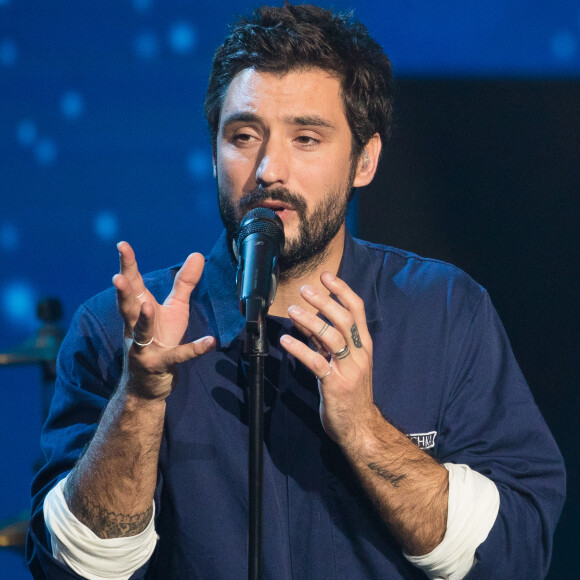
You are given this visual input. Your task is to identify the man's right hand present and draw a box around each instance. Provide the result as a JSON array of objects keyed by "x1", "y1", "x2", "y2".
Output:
[
  {"x1": 63, "y1": 243, "x2": 216, "y2": 540},
  {"x1": 113, "y1": 241, "x2": 216, "y2": 399}
]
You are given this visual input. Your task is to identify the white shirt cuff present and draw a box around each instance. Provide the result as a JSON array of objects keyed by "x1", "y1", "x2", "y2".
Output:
[
  {"x1": 404, "y1": 463, "x2": 500, "y2": 580},
  {"x1": 44, "y1": 475, "x2": 159, "y2": 580}
]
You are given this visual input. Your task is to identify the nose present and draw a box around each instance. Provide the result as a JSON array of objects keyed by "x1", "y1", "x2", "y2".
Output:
[{"x1": 255, "y1": 140, "x2": 288, "y2": 187}]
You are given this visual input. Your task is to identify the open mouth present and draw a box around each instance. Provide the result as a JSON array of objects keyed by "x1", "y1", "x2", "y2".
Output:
[{"x1": 253, "y1": 200, "x2": 295, "y2": 220}]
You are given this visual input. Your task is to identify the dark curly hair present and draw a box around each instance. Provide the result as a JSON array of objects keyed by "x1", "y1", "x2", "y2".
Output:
[{"x1": 204, "y1": 3, "x2": 393, "y2": 161}]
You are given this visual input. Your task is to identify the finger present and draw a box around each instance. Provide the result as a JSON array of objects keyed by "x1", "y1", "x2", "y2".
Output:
[
  {"x1": 286, "y1": 313, "x2": 314, "y2": 340},
  {"x1": 280, "y1": 334, "x2": 331, "y2": 380},
  {"x1": 287, "y1": 305, "x2": 347, "y2": 359},
  {"x1": 310, "y1": 335, "x2": 331, "y2": 359},
  {"x1": 113, "y1": 272, "x2": 142, "y2": 337},
  {"x1": 311, "y1": 320, "x2": 335, "y2": 357},
  {"x1": 132, "y1": 301, "x2": 155, "y2": 346},
  {"x1": 285, "y1": 314, "x2": 330, "y2": 358},
  {"x1": 299, "y1": 285, "x2": 353, "y2": 342},
  {"x1": 118, "y1": 241, "x2": 148, "y2": 299},
  {"x1": 168, "y1": 336, "x2": 216, "y2": 364},
  {"x1": 293, "y1": 317, "x2": 333, "y2": 341},
  {"x1": 300, "y1": 277, "x2": 371, "y2": 352},
  {"x1": 320, "y1": 272, "x2": 371, "y2": 349},
  {"x1": 164, "y1": 252, "x2": 205, "y2": 307},
  {"x1": 316, "y1": 320, "x2": 332, "y2": 339}
]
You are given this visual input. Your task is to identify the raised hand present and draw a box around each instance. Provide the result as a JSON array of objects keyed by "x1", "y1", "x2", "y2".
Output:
[
  {"x1": 112, "y1": 241, "x2": 215, "y2": 399},
  {"x1": 279, "y1": 271, "x2": 375, "y2": 445},
  {"x1": 280, "y1": 271, "x2": 449, "y2": 556}
]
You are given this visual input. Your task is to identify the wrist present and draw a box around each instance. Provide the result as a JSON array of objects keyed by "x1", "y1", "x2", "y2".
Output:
[
  {"x1": 118, "y1": 377, "x2": 170, "y2": 412},
  {"x1": 123, "y1": 360, "x2": 175, "y2": 401},
  {"x1": 336, "y1": 404, "x2": 385, "y2": 457}
]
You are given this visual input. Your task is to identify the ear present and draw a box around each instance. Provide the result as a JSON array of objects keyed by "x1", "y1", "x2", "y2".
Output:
[
  {"x1": 352, "y1": 133, "x2": 382, "y2": 188},
  {"x1": 212, "y1": 153, "x2": 217, "y2": 179}
]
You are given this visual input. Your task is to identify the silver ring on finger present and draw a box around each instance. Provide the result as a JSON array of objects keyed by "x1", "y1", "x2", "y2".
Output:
[
  {"x1": 133, "y1": 336, "x2": 155, "y2": 347},
  {"x1": 316, "y1": 360, "x2": 333, "y2": 381},
  {"x1": 331, "y1": 344, "x2": 350, "y2": 360}
]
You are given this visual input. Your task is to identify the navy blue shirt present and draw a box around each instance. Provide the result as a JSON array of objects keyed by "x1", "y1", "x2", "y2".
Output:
[{"x1": 28, "y1": 231, "x2": 565, "y2": 579}]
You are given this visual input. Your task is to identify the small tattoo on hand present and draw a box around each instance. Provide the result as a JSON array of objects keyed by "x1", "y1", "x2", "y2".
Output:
[{"x1": 350, "y1": 324, "x2": 362, "y2": 348}]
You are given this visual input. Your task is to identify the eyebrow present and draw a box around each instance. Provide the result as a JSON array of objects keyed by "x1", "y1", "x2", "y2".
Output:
[
  {"x1": 221, "y1": 111, "x2": 336, "y2": 130},
  {"x1": 287, "y1": 115, "x2": 336, "y2": 129},
  {"x1": 221, "y1": 112, "x2": 261, "y2": 127}
]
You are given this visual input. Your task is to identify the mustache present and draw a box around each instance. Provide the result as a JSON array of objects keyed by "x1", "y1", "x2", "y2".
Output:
[{"x1": 238, "y1": 186, "x2": 308, "y2": 215}]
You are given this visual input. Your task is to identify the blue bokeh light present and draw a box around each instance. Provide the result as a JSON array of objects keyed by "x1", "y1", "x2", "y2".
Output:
[
  {"x1": 0, "y1": 38, "x2": 17, "y2": 66},
  {"x1": 551, "y1": 31, "x2": 577, "y2": 61},
  {"x1": 94, "y1": 211, "x2": 119, "y2": 241},
  {"x1": 168, "y1": 22, "x2": 197, "y2": 55},
  {"x1": 0, "y1": 223, "x2": 19, "y2": 251},
  {"x1": 16, "y1": 119, "x2": 37, "y2": 147},
  {"x1": 34, "y1": 137, "x2": 57, "y2": 165},
  {"x1": 132, "y1": 0, "x2": 153, "y2": 13},
  {"x1": 135, "y1": 32, "x2": 159, "y2": 60},
  {"x1": 60, "y1": 91, "x2": 84, "y2": 120},
  {"x1": 1, "y1": 281, "x2": 37, "y2": 329},
  {"x1": 187, "y1": 149, "x2": 212, "y2": 179}
]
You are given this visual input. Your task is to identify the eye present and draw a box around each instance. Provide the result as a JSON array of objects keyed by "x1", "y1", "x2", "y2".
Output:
[
  {"x1": 233, "y1": 132, "x2": 257, "y2": 143},
  {"x1": 295, "y1": 135, "x2": 320, "y2": 147}
]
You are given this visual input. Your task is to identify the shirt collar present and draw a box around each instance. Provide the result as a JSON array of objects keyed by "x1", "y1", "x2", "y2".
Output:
[
  {"x1": 204, "y1": 230, "x2": 246, "y2": 348},
  {"x1": 204, "y1": 229, "x2": 383, "y2": 347}
]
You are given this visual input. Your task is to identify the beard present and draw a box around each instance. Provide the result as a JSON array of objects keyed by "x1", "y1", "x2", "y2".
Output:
[{"x1": 218, "y1": 178, "x2": 354, "y2": 281}]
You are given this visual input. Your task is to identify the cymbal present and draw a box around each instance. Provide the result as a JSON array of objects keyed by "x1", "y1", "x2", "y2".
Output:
[
  {"x1": 0, "y1": 516, "x2": 28, "y2": 548},
  {"x1": 0, "y1": 325, "x2": 64, "y2": 366},
  {"x1": 0, "y1": 297, "x2": 64, "y2": 366}
]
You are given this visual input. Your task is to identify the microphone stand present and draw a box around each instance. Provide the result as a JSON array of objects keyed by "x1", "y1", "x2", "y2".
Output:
[
  {"x1": 244, "y1": 297, "x2": 268, "y2": 580},
  {"x1": 236, "y1": 207, "x2": 284, "y2": 579}
]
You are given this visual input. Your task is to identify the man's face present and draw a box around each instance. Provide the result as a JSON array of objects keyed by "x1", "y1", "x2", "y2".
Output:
[{"x1": 215, "y1": 67, "x2": 358, "y2": 278}]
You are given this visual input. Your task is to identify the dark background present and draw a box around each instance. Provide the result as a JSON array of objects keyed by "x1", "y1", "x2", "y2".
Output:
[
  {"x1": 0, "y1": 1, "x2": 578, "y2": 577},
  {"x1": 361, "y1": 79, "x2": 579, "y2": 578}
]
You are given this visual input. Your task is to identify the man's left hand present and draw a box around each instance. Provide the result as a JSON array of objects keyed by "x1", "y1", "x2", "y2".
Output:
[{"x1": 280, "y1": 271, "x2": 377, "y2": 445}]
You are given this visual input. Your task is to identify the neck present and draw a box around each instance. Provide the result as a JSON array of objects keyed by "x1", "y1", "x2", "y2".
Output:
[{"x1": 268, "y1": 226, "x2": 345, "y2": 318}]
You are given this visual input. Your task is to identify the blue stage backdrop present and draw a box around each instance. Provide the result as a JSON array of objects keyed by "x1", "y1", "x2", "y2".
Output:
[{"x1": 1, "y1": 1, "x2": 578, "y2": 577}]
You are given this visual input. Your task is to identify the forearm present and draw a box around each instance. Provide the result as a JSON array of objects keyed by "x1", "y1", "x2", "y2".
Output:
[
  {"x1": 340, "y1": 405, "x2": 449, "y2": 556},
  {"x1": 64, "y1": 379, "x2": 166, "y2": 539}
]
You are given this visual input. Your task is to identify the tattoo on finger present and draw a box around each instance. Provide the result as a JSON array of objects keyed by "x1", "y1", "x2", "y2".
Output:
[{"x1": 351, "y1": 323, "x2": 363, "y2": 348}]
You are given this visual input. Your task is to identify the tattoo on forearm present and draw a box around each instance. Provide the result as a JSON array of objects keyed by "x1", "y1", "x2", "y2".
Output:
[
  {"x1": 350, "y1": 323, "x2": 362, "y2": 348},
  {"x1": 75, "y1": 495, "x2": 153, "y2": 538},
  {"x1": 368, "y1": 462, "x2": 406, "y2": 488}
]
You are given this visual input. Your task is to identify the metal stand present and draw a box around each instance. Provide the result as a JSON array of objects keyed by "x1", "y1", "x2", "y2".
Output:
[
  {"x1": 0, "y1": 298, "x2": 63, "y2": 551},
  {"x1": 243, "y1": 297, "x2": 268, "y2": 580}
]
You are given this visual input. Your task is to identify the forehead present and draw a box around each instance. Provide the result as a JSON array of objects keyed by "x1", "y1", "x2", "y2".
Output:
[{"x1": 219, "y1": 67, "x2": 349, "y2": 127}]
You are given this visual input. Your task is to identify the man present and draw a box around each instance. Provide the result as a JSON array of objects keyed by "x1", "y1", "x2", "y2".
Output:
[{"x1": 28, "y1": 4, "x2": 565, "y2": 579}]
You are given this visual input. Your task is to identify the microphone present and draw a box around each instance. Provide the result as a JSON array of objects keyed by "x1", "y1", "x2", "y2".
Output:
[{"x1": 236, "y1": 208, "x2": 285, "y2": 332}]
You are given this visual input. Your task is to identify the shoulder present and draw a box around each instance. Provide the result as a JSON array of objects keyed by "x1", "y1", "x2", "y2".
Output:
[{"x1": 352, "y1": 237, "x2": 485, "y2": 313}]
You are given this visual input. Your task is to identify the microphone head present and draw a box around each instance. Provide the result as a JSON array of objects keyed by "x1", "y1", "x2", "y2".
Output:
[
  {"x1": 235, "y1": 208, "x2": 285, "y2": 321},
  {"x1": 236, "y1": 207, "x2": 285, "y2": 254}
]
